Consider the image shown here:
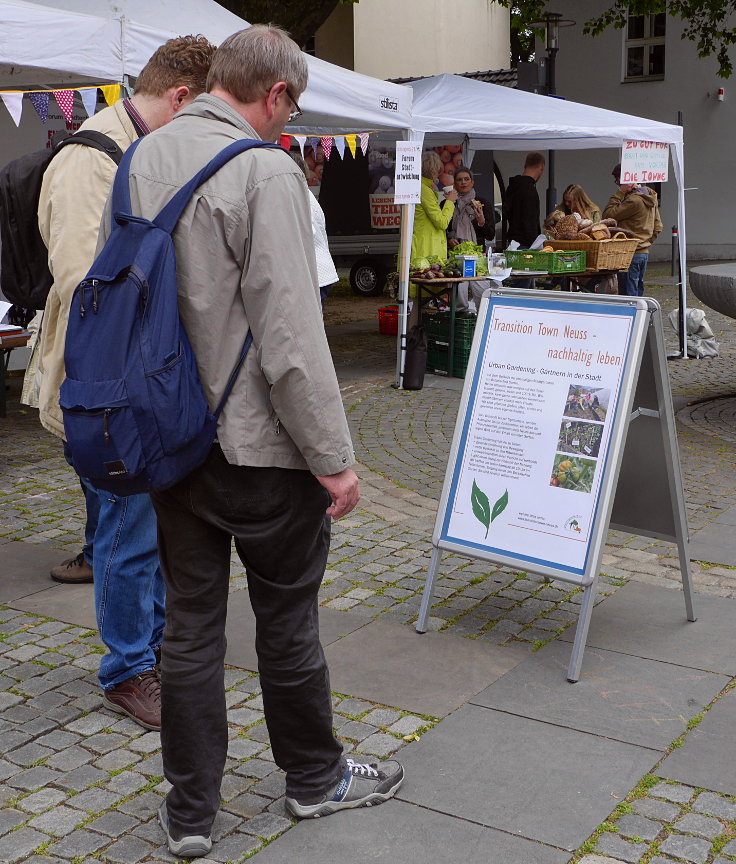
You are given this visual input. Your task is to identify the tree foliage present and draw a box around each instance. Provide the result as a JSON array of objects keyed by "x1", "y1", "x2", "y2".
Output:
[
  {"x1": 499, "y1": 0, "x2": 736, "y2": 77},
  {"x1": 214, "y1": 0, "x2": 357, "y2": 48}
]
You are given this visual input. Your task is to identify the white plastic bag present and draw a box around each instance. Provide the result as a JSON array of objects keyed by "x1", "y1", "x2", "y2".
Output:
[{"x1": 668, "y1": 308, "x2": 720, "y2": 358}]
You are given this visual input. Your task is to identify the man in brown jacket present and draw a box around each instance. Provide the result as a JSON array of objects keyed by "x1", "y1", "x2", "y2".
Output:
[
  {"x1": 109, "y1": 25, "x2": 404, "y2": 859},
  {"x1": 36, "y1": 36, "x2": 215, "y2": 730},
  {"x1": 603, "y1": 162, "x2": 662, "y2": 296}
]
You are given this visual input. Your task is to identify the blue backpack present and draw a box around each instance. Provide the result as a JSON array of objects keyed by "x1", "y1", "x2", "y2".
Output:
[{"x1": 61, "y1": 136, "x2": 281, "y2": 495}]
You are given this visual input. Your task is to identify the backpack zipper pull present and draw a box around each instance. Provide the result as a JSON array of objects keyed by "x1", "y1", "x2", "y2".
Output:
[
  {"x1": 79, "y1": 283, "x2": 86, "y2": 318},
  {"x1": 103, "y1": 409, "x2": 111, "y2": 443},
  {"x1": 92, "y1": 280, "x2": 99, "y2": 314}
]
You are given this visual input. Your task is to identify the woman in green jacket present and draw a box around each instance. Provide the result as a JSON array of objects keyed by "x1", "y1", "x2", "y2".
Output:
[{"x1": 411, "y1": 151, "x2": 457, "y2": 262}]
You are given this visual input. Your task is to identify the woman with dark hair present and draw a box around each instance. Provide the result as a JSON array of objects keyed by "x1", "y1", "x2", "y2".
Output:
[
  {"x1": 448, "y1": 166, "x2": 495, "y2": 250},
  {"x1": 448, "y1": 166, "x2": 495, "y2": 314}
]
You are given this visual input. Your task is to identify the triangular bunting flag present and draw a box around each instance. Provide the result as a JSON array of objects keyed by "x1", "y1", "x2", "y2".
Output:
[
  {"x1": 1, "y1": 93, "x2": 23, "y2": 127},
  {"x1": 100, "y1": 84, "x2": 120, "y2": 106},
  {"x1": 333, "y1": 136, "x2": 345, "y2": 159},
  {"x1": 346, "y1": 134, "x2": 357, "y2": 158},
  {"x1": 279, "y1": 134, "x2": 292, "y2": 150},
  {"x1": 29, "y1": 92, "x2": 50, "y2": 124},
  {"x1": 321, "y1": 137, "x2": 333, "y2": 160},
  {"x1": 295, "y1": 136, "x2": 306, "y2": 157},
  {"x1": 55, "y1": 90, "x2": 74, "y2": 122},
  {"x1": 307, "y1": 136, "x2": 320, "y2": 154},
  {"x1": 359, "y1": 132, "x2": 370, "y2": 155},
  {"x1": 80, "y1": 87, "x2": 99, "y2": 118}
]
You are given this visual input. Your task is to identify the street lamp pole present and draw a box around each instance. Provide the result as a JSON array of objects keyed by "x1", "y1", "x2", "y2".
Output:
[{"x1": 529, "y1": 12, "x2": 575, "y2": 215}]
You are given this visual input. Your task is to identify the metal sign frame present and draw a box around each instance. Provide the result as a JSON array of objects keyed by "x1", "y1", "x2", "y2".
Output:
[{"x1": 416, "y1": 288, "x2": 695, "y2": 682}]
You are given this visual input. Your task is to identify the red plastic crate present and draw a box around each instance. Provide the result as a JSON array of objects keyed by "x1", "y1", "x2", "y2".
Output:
[{"x1": 378, "y1": 305, "x2": 399, "y2": 335}]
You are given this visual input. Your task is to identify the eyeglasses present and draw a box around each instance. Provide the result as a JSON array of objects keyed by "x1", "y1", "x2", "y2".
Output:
[{"x1": 285, "y1": 87, "x2": 302, "y2": 123}]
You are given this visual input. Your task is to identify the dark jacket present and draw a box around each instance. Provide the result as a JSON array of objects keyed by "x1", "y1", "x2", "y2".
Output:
[
  {"x1": 505, "y1": 174, "x2": 540, "y2": 247},
  {"x1": 447, "y1": 194, "x2": 496, "y2": 246}
]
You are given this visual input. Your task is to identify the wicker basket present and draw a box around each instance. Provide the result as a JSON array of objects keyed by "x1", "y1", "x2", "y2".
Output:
[{"x1": 550, "y1": 237, "x2": 638, "y2": 272}]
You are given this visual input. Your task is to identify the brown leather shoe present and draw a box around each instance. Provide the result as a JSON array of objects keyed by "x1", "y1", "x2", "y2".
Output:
[
  {"x1": 102, "y1": 669, "x2": 161, "y2": 731},
  {"x1": 50, "y1": 552, "x2": 93, "y2": 584}
]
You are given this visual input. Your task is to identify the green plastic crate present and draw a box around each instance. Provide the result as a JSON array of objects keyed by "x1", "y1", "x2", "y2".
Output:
[
  {"x1": 427, "y1": 336, "x2": 472, "y2": 378},
  {"x1": 506, "y1": 248, "x2": 586, "y2": 273},
  {"x1": 423, "y1": 312, "x2": 476, "y2": 345}
]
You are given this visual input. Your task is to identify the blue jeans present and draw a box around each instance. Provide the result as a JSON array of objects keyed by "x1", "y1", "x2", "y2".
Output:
[
  {"x1": 618, "y1": 252, "x2": 648, "y2": 296},
  {"x1": 64, "y1": 445, "x2": 165, "y2": 689}
]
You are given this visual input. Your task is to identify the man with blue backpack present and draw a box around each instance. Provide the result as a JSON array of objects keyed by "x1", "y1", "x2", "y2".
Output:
[
  {"x1": 90, "y1": 24, "x2": 405, "y2": 858},
  {"x1": 35, "y1": 36, "x2": 216, "y2": 731}
]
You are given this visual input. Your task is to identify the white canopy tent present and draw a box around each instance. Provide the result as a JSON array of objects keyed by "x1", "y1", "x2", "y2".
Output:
[
  {"x1": 0, "y1": 0, "x2": 413, "y2": 132},
  {"x1": 395, "y1": 74, "x2": 686, "y2": 384}
]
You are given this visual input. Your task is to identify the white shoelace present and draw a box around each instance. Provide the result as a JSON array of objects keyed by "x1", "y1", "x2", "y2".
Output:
[{"x1": 346, "y1": 757, "x2": 379, "y2": 778}]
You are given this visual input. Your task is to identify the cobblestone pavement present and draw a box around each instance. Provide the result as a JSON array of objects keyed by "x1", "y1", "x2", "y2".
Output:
[
  {"x1": 576, "y1": 770, "x2": 736, "y2": 864},
  {"x1": 1, "y1": 272, "x2": 736, "y2": 862}
]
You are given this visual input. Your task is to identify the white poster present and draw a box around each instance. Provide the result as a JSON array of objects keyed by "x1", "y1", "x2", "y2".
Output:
[
  {"x1": 393, "y1": 141, "x2": 422, "y2": 205},
  {"x1": 620, "y1": 140, "x2": 669, "y2": 184},
  {"x1": 439, "y1": 296, "x2": 638, "y2": 577}
]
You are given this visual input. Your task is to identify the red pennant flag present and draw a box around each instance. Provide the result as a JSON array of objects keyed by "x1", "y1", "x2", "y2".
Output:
[
  {"x1": 55, "y1": 90, "x2": 75, "y2": 122},
  {"x1": 279, "y1": 134, "x2": 292, "y2": 150}
]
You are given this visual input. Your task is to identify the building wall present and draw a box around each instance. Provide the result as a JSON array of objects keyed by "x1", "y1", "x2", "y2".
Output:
[
  {"x1": 316, "y1": 0, "x2": 510, "y2": 80},
  {"x1": 313, "y1": 3, "x2": 355, "y2": 71},
  {"x1": 535, "y1": 0, "x2": 736, "y2": 261}
]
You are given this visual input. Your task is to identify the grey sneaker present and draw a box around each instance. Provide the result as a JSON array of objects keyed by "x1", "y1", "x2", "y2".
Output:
[
  {"x1": 285, "y1": 756, "x2": 404, "y2": 819},
  {"x1": 158, "y1": 802, "x2": 212, "y2": 858}
]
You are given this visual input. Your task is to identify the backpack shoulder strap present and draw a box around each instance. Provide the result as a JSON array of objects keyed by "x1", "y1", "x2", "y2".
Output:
[
  {"x1": 110, "y1": 137, "x2": 143, "y2": 222},
  {"x1": 56, "y1": 130, "x2": 124, "y2": 165},
  {"x1": 154, "y1": 139, "x2": 282, "y2": 235}
]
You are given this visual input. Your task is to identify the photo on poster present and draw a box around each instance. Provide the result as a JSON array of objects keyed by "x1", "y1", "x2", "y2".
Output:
[
  {"x1": 557, "y1": 420, "x2": 603, "y2": 458},
  {"x1": 549, "y1": 454, "x2": 598, "y2": 493},
  {"x1": 562, "y1": 385, "x2": 610, "y2": 422}
]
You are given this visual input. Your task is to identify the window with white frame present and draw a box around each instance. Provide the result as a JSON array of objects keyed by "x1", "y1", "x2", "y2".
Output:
[{"x1": 624, "y1": 12, "x2": 665, "y2": 81}]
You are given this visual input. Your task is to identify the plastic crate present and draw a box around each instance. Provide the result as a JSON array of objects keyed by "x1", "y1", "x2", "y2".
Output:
[
  {"x1": 550, "y1": 238, "x2": 638, "y2": 272},
  {"x1": 506, "y1": 248, "x2": 586, "y2": 273},
  {"x1": 378, "y1": 305, "x2": 399, "y2": 335},
  {"x1": 423, "y1": 312, "x2": 476, "y2": 344},
  {"x1": 427, "y1": 336, "x2": 472, "y2": 378}
]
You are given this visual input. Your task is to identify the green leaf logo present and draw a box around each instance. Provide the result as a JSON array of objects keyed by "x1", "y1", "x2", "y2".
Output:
[
  {"x1": 492, "y1": 488, "x2": 509, "y2": 525},
  {"x1": 471, "y1": 481, "x2": 508, "y2": 539},
  {"x1": 471, "y1": 480, "x2": 491, "y2": 537}
]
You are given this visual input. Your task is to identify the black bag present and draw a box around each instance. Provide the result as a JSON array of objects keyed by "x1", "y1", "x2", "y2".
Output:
[
  {"x1": 403, "y1": 324, "x2": 427, "y2": 390},
  {"x1": 0, "y1": 130, "x2": 123, "y2": 311}
]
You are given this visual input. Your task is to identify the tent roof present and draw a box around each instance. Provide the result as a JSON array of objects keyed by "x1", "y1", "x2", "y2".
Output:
[
  {"x1": 409, "y1": 74, "x2": 682, "y2": 150},
  {"x1": 0, "y1": 0, "x2": 412, "y2": 132}
]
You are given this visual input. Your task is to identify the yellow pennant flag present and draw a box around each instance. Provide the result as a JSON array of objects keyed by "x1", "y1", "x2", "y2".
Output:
[
  {"x1": 100, "y1": 85, "x2": 121, "y2": 107},
  {"x1": 346, "y1": 134, "x2": 357, "y2": 158}
]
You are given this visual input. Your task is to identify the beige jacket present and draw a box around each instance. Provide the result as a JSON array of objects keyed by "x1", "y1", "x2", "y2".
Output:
[
  {"x1": 603, "y1": 186, "x2": 663, "y2": 252},
  {"x1": 100, "y1": 95, "x2": 354, "y2": 476},
  {"x1": 36, "y1": 101, "x2": 137, "y2": 439}
]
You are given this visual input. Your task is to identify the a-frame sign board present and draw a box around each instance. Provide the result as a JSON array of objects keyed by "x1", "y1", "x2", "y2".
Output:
[{"x1": 416, "y1": 288, "x2": 695, "y2": 682}]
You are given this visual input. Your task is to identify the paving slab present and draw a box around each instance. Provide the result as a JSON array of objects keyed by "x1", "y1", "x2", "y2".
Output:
[
  {"x1": 323, "y1": 619, "x2": 528, "y2": 717},
  {"x1": 225, "y1": 589, "x2": 372, "y2": 672},
  {"x1": 689, "y1": 524, "x2": 736, "y2": 566},
  {"x1": 658, "y1": 688, "x2": 736, "y2": 795},
  {"x1": 0, "y1": 541, "x2": 70, "y2": 603},
  {"x1": 470, "y1": 640, "x2": 728, "y2": 750},
  {"x1": 395, "y1": 704, "x2": 658, "y2": 851},
  {"x1": 250, "y1": 799, "x2": 570, "y2": 864},
  {"x1": 559, "y1": 582, "x2": 736, "y2": 675},
  {"x1": 8, "y1": 582, "x2": 96, "y2": 629}
]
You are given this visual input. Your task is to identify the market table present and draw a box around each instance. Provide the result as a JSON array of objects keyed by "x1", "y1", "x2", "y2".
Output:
[
  {"x1": 411, "y1": 276, "x2": 491, "y2": 378},
  {"x1": 0, "y1": 329, "x2": 30, "y2": 417}
]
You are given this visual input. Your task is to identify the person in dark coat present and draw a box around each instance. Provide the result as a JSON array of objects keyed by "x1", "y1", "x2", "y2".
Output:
[{"x1": 505, "y1": 151, "x2": 545, "y2": 247}]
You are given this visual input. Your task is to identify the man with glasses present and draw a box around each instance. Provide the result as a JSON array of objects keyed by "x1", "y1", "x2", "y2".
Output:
[{"x1": 102, "y1": 25, "x2": 404, "y2": 858}]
